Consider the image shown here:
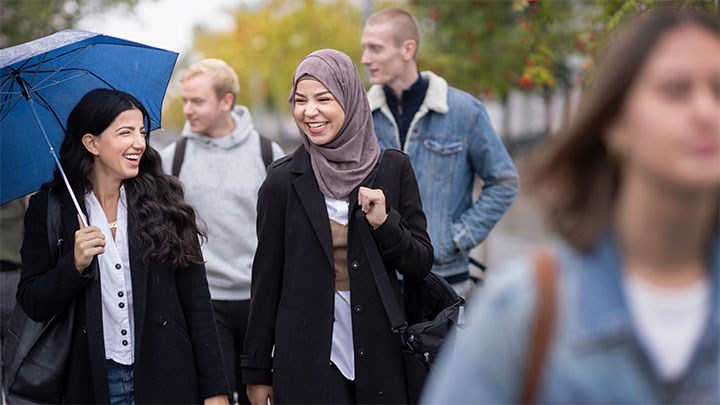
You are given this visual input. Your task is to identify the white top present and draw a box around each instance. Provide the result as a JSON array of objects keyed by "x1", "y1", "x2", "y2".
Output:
[
  {"x1": 624, "y1": 273, "x2": 710, "y2": 381},
  {"x1": 85, "y1": 187, "x2": 135, "y2": 365},
  {"x1": 326, "y1": 196, "x2": 355, "y2": 380}
]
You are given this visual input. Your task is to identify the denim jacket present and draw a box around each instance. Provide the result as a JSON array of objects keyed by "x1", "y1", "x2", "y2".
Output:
[
  {"x1": 368, "y1": 71, "x2": 519, "y2": 278},
  {"x1": 422, "y1": 233, "x2": 720, "y2": 404}
]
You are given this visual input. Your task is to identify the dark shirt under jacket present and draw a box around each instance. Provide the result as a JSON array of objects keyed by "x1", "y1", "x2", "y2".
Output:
[{"x1": 383, "y1": 73, "x2": 429, "y2": 150}]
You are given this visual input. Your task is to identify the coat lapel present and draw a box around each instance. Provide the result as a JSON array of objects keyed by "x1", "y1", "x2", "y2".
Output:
[{"x1": 291, "y1": 148, "x2": 334, "y2": 269}]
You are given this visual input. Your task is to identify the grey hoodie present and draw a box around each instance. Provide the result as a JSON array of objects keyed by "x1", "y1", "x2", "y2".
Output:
[{"x1": 160, "y1": 106, "x2": 284, "y2": 300}]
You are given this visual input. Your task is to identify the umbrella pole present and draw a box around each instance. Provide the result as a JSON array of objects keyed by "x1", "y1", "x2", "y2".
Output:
[{"x1": 24, "y1": 96, "x2": 88, "y2": 227}]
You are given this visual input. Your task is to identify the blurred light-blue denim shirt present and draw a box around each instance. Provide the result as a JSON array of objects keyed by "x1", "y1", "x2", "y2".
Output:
[
  {"x1": 368, "y1": 72, "x2": 519, "y2": 279},
  {"x1": 422, "y1": 232, "x2": 720, "y2": 404}
]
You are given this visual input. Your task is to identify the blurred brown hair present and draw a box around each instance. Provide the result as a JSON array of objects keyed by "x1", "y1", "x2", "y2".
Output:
[{"x1": 524, "y1": 8, "x2": 719, "y2": 252}]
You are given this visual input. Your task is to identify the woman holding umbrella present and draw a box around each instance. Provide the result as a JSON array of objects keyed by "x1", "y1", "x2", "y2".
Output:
[
  {"x1": 241, "y1": 49, "x2": 433, "y2": 404},
  {"x1": 17, "y1": 88, "x2": 230, "y2": 404}
]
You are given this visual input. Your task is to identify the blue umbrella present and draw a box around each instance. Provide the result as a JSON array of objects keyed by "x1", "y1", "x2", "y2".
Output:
[{"x1": 0, "y1": 29, "x2": 178, "y2": 222}]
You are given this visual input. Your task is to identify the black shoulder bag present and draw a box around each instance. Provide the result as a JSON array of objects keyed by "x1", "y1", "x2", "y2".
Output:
[
  {"x1": 5, "y1": 188, "x2": 76, "y2": 403},
  {"x1": 355, "y1": 153, "x2": 466, "y2": 404}
]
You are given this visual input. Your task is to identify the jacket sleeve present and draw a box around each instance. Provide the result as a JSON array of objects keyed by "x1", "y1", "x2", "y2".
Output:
[
  {"x1": 17, "y1": 190, "x2": 93, "y2": 322},
  {"x1": 372, "y1": 152, "x2": 434, "y2": 280},
  {"x1": 174, "y1": 257, "x2": 231, "y2": 399},
  {"x1": 451, "y1": 104, "x2": 519, "y2": 253},
  {"x1": 240, "y1": 167, "x2": 285, "y2": 385}
]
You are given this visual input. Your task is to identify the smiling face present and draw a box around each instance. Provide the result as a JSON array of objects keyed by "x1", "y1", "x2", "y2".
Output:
[
  {"x1": 83, "y1": 108, "x2": 146, "y2": 186},
  {"x1": 606, "y1": 24, "x2": 720, "y2": 190},
  {"x1": 293, "y1": 78, "x2": 346, "y2": 146}
]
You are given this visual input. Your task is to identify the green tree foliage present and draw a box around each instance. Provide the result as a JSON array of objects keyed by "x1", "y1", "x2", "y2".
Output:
[
  {"x1": 165, "y1": 0, "x2": 362, "y2": 127},
  {"x1": 409, "y1": 0, "x2": 716, "y2": 98},
  {"x1": 408, "y1": 0, "x2": 579, "y2": 99},
  {"x1": 0, "y1": 0, "x2": 143, "y2": 47}
]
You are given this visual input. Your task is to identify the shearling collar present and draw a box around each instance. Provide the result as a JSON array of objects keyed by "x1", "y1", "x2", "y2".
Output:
[{"x1": 367, "y1": 71, "x2": 449, "y2": 114}]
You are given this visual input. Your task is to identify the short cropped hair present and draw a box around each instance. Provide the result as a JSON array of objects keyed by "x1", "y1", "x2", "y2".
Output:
[
  {"x1": 181, "y1": 58, "x2": 240, "y2": 103},
  {"x1": 366, "y1": 8, "x2": 421, "y2": 52}
]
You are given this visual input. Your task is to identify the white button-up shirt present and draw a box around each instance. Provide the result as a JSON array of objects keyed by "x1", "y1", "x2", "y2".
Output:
[{"x1": 85, "y1": 186, "x2": 134, "y2": 365}]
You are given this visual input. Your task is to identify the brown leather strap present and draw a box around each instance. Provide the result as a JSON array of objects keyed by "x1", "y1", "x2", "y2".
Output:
[{"x1": 521, "y1": 250, "x2": 557, "y2": 404}]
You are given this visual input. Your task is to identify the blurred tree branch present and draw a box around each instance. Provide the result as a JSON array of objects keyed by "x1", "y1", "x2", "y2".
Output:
[{"x1": 1, "y1": 0, "x2": 148, "y2": 47}]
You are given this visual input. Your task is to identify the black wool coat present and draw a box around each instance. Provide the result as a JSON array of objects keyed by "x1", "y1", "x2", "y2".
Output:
[
  {"x1": 17, "y1": 188, "x2": 229, "y2": 404},
  {"x1": 241, "y1": 147, "x2": 433, "y2": 404}
]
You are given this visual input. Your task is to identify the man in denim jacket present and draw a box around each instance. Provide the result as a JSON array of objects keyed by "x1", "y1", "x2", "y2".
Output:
[{"x1": 361, "y1": 8, "x2": 519, "y2": 296}]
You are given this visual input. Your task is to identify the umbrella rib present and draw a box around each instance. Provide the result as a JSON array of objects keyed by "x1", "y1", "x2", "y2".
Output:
[
  {"x1": 17, "y1": 47, "x2": 93, "y2": 92},
  {"x1": 29, "y1": 68, "x2": 116, "y2": 93}
]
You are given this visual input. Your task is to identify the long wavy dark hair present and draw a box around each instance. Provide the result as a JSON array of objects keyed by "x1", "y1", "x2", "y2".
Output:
[{"x1": 52, "y1": 88, "x2": 206, "y2": 268}]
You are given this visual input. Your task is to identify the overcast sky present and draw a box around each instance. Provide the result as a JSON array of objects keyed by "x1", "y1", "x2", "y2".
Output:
[{"x1": 78, "y1": 0, "x2": 250, "y2": 53}]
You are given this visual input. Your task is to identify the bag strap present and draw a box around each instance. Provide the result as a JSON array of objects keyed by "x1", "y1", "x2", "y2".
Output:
[
  {"x1": 260, "y1": 135, "x2": 273, "y2": 169},
  {"x1": 172, "y1": 134, "x2": 273, "y2": 176},
  {"x1": 356, "y1": 209, "x2": 407, "y2": 333},
  {"x1": 354, "y1": 150, "x2": 407, "y2": 334},
  {"x1": 171, "y1": 137, "x2": 187, "y2": 177},
  {"x1": 521, "y1": 250, "x2": 557, "y2": 404}
]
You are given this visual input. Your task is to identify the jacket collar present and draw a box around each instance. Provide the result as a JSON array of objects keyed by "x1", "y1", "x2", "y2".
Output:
[
  {"x1": 367, "y1": 71, "x2": 449, "y2": 114},
  {"x1": 567, "y1": 232, "x2": 720, "y2": 354}
]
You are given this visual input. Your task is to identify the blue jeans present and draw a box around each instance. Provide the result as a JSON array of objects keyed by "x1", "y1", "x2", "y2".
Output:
[{"x1": 106, "y1": 360, "x2": 134, "y2": 405}]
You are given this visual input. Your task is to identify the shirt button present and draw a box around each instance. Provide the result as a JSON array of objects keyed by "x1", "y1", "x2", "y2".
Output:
[
  {"x1": 158, "y1": 316, "x2": 167, "y2": 326},
  {"x1": 118, "y1": 291, "x2": 124, "y2": 297},
  {"x1": 358, "y1": 348, "x2": 366, "y2": 358},
  {"x1": 122, "y1": 340, "x2": 128, "y2": 346},
  {"x1": 115, "y1": 263, "x2": 121, "y2": 270},
  {"x1": 118, "y1": 302, "x2": 125, "y2": 308},
  {"x1": 351, "y1": 261, "x2": 359, "y2": 270},
  {"x1": 121, "y1": 329, "x2": 127, "y2": 336},
  {"x1": 353, "y1": 305, "x2": 362, "y2": 314}
]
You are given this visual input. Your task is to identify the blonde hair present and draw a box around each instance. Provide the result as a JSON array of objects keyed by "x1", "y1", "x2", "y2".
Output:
[
  {"x1": 181, "y1": 58, "x2": 240, "y2": 103},
  {"x1": 366, "y1": 8, "x2": 420, "y2": 57}
]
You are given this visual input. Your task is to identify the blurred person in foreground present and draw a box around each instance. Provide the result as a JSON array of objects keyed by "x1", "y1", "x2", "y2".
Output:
[
  {"x1": 18, "y1": 89, "x2": 229, "y2": 404},
  {"x1": 161, "y1": 58, "x2": 284, "y2": 404},
  {"x1": 423, "y1": 8, "x2": 719, "y2": 404},
  {"x1": 361, "y1": 8, "x2": 519, "y2": 297},
  {"x1": 242, "y1": 49, "x2": 433, "y2": 404}
]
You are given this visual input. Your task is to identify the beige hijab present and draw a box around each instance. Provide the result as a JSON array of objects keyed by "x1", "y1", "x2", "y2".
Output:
[{"x1": 289, "y1": 49, "x2": 381, "y2": 200}]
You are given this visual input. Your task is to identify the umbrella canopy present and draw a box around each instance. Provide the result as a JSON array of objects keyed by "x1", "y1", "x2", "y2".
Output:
[{"x1": 0, "y1": 29, "x2": 178, "y2": 208}]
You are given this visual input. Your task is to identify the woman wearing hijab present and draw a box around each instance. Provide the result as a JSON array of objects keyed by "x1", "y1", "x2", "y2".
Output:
[
  {"x1": 241, "y1": 49, "x2": 433, "y2": 404},
  {"x1": 17, "y1": 89, "x2": 229, "y2": 404}
]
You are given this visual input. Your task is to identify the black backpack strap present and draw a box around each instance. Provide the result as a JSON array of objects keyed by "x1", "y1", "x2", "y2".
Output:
[
  {"x1": 259, "y1": 134, "x2": 273, "y2": 169},
  {"x1": 171, "y1": 137, "x2": 188, "y2": 177}
]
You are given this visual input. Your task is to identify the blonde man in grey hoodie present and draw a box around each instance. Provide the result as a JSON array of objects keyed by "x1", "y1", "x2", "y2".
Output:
[{"x1": 160, "y1": 58, "x2": 284, "y2": 404}]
